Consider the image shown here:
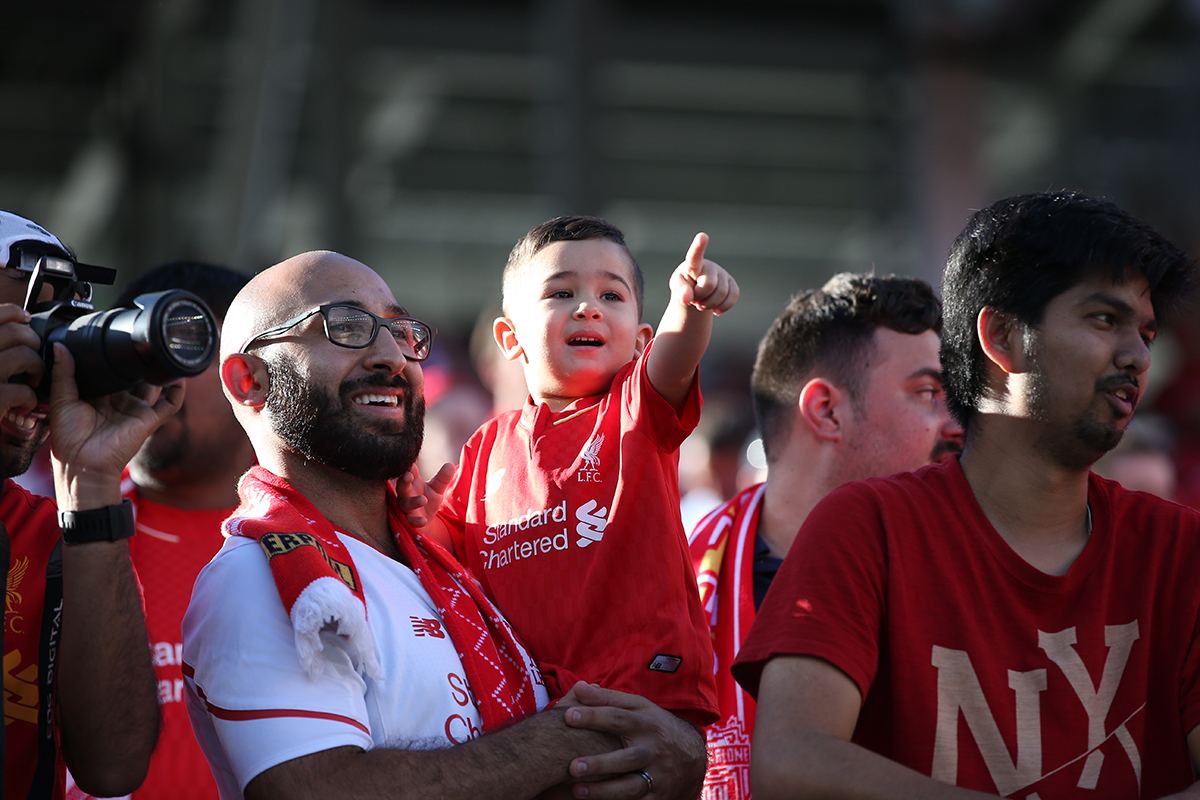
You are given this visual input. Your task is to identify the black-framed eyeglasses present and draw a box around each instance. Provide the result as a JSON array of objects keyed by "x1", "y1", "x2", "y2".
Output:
[{"x1": 240, "y1": 304, "x2": 436, "y2": 361}]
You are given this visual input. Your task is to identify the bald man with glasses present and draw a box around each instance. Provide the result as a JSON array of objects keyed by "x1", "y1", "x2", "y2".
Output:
[
  {"x1": 180, "y1": 250, "x2": 706, "y2": 800},
  {"x1": 238, "y1": 304, "x2": 435, "y2": 357}
]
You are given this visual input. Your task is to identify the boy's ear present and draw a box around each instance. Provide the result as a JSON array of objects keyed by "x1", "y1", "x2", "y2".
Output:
[
  {"x1": 798, "y1": 377, "x2": 848, "y2": 443},
  {"x1": 221, "y1": 353, "x2": 270, "y2": 409},
  {"x1": 493, "y1": 317, "x2": 526, "y2": 363},
  {"x1": 634, "y1": 322, "x2": 654, "y2": 354},
  {"x1": 977, "y1": 306, "x2": 1029, "y2": 374}
]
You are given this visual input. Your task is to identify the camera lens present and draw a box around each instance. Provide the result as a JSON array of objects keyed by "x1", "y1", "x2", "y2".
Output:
[
  {"x1": 38, "y1": 289, "x2": 219, "y2": 400},
  {"x1": 161, "y1": 298, "x2": 214, "y2": 371}
]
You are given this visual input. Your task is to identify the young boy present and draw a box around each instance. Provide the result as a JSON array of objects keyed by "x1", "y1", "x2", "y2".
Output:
[{"x1": 415, "y1": 215, "x2": 735, "y2": 726}]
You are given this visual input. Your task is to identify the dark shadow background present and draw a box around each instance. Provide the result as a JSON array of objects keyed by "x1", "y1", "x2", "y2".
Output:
[{"x1": 7, "y1": 0, "x2": 1200, "y2": 501}]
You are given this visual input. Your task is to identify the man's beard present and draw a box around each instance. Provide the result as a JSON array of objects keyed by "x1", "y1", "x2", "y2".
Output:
[
  {"x1": 930, "y1": 437, "x2": 962, "y2": 463},
  {"x1": 1, "y1": 426, "x2": 50, "y2": 480},
  {"x1": 1026, "y1": 354, "x2": 1127, "y2": 471},
  {"x1": 134, "y1": 422, "x2": 189, "y2": 475},
  {"x1": 264, "y1": 357, "x2": 425, "y2": 481}
]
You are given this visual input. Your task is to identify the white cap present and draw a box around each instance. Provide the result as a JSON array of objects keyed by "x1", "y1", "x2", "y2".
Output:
[{"x1": 0, "y1": 210, "x2": 68, "y2": 268}]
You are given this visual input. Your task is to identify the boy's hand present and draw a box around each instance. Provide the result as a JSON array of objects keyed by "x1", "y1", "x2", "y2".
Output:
[
  {"x1": 396, "y1": 461, "x2": 455, "y2": 528},
  {"x1": 670, "y1": 232, "x2": 739, "y2": 316}
]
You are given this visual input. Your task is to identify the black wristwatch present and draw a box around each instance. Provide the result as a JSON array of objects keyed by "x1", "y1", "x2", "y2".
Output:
[{"x1": 58, "y1": 499, "x2": 136, "y2": 544}]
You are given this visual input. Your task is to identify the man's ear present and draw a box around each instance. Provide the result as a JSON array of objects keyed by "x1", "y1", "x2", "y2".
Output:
[
  {"x1": 798, "y1": 378, "x2": 848, "y2": 443},
  {"x1": 634, "y1": 322, "x2": 654, "y2": 354},
  {"x1": 221, "y1": 353, "x2": 270, "y2": 409},
  {"x1": 977, "y1": 307, "x2": 1029, "y2": 374},
  {"x1": 493, "y1": 317, "x2": 526, "y2": 363}
]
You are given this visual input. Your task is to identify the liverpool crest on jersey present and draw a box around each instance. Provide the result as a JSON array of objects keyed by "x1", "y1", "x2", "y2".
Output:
[{"x1": 578, "y1": 434, "x2": 603, "y2": 483}]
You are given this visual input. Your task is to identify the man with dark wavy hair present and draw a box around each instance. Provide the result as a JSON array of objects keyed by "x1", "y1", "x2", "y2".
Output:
[
  {"x1": 689, "y1": 272, "x2": 963, "y2": 800},
  {"x1": 736, "y1": 192, "x2": 1200, "y2": 800}
]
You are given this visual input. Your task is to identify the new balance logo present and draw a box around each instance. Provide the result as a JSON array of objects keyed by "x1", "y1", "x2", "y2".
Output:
[
  {"x1": 575, "y1": 499, "x2": 609, "y2": 547},
  {"x1": 411, "y1": 617, "x2": 446, "y2": 638}
]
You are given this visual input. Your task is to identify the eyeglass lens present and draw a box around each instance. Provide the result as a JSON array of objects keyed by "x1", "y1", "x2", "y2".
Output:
[{"x1": 325, "y1": 305, "x2": 431, "y2": 359}]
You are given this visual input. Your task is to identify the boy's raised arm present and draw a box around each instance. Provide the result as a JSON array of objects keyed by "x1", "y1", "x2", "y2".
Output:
[{"x1": 646, "y1": 232, "x2": 739, "y2": 412}]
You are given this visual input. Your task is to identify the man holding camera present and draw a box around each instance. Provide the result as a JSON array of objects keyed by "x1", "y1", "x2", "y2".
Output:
[{"x1": 0, "y1": 210, "x2": 177, "y2": 798}]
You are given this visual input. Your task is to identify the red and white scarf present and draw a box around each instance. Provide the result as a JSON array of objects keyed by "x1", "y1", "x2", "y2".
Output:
[
  {"x1": 688, "y1": 483, "x2": 766, "y2": 800},
  {"x1": 225, "y1": 466, "x2": 540, "y2": 732}
]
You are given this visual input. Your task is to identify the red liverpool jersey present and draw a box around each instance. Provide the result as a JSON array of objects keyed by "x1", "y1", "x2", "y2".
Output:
[
  {"x1": 441, "y1": 342, "x2": 718, "y2": 724},
  {"x1": 126, "y1": 488, "x2": 230, "y2": 800}
]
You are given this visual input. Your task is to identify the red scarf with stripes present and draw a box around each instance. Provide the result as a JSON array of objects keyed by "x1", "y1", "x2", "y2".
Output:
[
  {"x1": 688, "y1": 483, "x2": 766, "y2": 800},
  {"x1": 226, "y1": 467, "x2": 539, "y2": 732}
]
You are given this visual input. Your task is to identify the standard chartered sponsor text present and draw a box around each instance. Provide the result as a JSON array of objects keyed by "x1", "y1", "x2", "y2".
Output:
[{"x1": 481, "y1": 501, "x2": 570, "y2": 569}]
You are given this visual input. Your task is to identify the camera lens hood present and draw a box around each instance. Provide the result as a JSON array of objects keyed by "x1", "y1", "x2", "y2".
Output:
[{"x1": 48, "y1": 290, "x2": 218, "y2": 399}]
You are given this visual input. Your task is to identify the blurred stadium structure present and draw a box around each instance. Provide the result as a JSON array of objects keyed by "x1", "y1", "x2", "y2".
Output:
[{"x1": 2, "y1": 0, "x2": 1198, "y2": 356}]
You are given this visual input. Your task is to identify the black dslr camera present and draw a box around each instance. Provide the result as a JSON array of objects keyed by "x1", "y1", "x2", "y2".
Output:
[{"x1": 13, "y1": 244, "x2": 218, "y2": 400}]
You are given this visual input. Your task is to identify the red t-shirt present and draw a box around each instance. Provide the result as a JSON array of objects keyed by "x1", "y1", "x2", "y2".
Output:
[
  {"x1": 441, "y1": 342, "x2": 718, "y2": 724},
  {"x1": 734, "y1": 457, "x2": 1200, "y2": 799},
  {"x1": 3, "y1": 480, "x2": 65, "y2": 800},
  {"x1": 125, "y1": 488, "x2": 230, "y2": 800}
]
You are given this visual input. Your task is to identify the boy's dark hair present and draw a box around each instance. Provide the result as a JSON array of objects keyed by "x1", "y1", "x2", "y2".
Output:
[
  {"x1": 940, "y1": 191, "x2": 1195, "y2": 431},
  {"x1": 751, "y1": 272, "x2": 942, "y2": 463},
  {"x1": 116, "y1": 259, "x2": 250, "y2": 320},
  {"x1": 503, "y1": 215, "x2": 644, "y2": 318}
]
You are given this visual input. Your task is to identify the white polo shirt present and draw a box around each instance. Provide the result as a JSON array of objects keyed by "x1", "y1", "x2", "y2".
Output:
[{"x1": 182, "y1": 533, "x2": 549, "y2": 798}]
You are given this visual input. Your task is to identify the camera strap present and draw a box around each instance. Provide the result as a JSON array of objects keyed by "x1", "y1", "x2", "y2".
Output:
[{"x1": 25, "y1": 538, "x2": 62, "y2": 800}]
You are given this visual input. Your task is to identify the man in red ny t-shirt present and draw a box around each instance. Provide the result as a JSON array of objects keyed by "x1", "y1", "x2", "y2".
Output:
[
  {"x1": 735, "y1": 191, "x2": 1200, "y2": 800},
  {"x1": 688, "y1": 272, "x2": 963, "y2": 800}
]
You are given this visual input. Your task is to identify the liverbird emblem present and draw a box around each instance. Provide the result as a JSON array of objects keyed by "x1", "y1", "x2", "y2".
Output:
[
  {"x1": 580, "y1": 434, "x2": 604, "y2": 471},
  {"x1": 6, "y1": 556, "x2": 30, "y2": 616}
]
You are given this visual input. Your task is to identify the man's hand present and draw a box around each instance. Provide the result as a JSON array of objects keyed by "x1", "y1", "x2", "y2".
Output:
[
  {"x1": 670, "y1": 233, "x2": 738, "y2": 316},
  {"x1": 0, "y1": 304, "x2": 46, "y2": 420},
  {"x1": 562, "y1": 682, "x2": 706, "y2": 799},
  {"x1": 49, "y1": 342, "x2": 184, "y2": 508},
  {"x1": 46, "y1": 344, "x2": 175, "y2": 794}
]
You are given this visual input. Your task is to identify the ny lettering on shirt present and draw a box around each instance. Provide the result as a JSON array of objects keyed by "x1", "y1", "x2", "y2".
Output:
[{"x1": 932, "y1": 622, "x2": 1141, "y2": 797}]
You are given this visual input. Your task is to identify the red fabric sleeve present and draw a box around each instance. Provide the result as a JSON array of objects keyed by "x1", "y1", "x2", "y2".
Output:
[{"x1": 731, "y1": 479, "x2": 887, "y2": 700}]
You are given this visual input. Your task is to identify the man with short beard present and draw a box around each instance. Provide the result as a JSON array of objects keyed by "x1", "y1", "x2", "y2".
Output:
[
  {"x1": 735, "y1": 192, "x2": 1200, "y2": 800},
  {"x1": 108, "y1": 261, "x2": 252, "y2": 800},
  {"x1": 181, "y1": 250, "x2": 707, "y2": 800},
  {"x1": 689, "y1": 272, "x2": 963, "y2": 800}
]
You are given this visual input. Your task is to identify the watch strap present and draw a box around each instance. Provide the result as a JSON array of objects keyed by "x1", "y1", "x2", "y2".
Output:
[{"x1": 58, "y1": 499, "x2": 136, "y2": 544}]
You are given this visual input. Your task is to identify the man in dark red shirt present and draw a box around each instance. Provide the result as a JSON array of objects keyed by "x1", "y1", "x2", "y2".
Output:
[
  {"x1": 117, "y1": 261, "x2": 252, "y2": 800},
  {"x1": 736, "y1": 192, "x2": 1200, "y2": 800}
]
